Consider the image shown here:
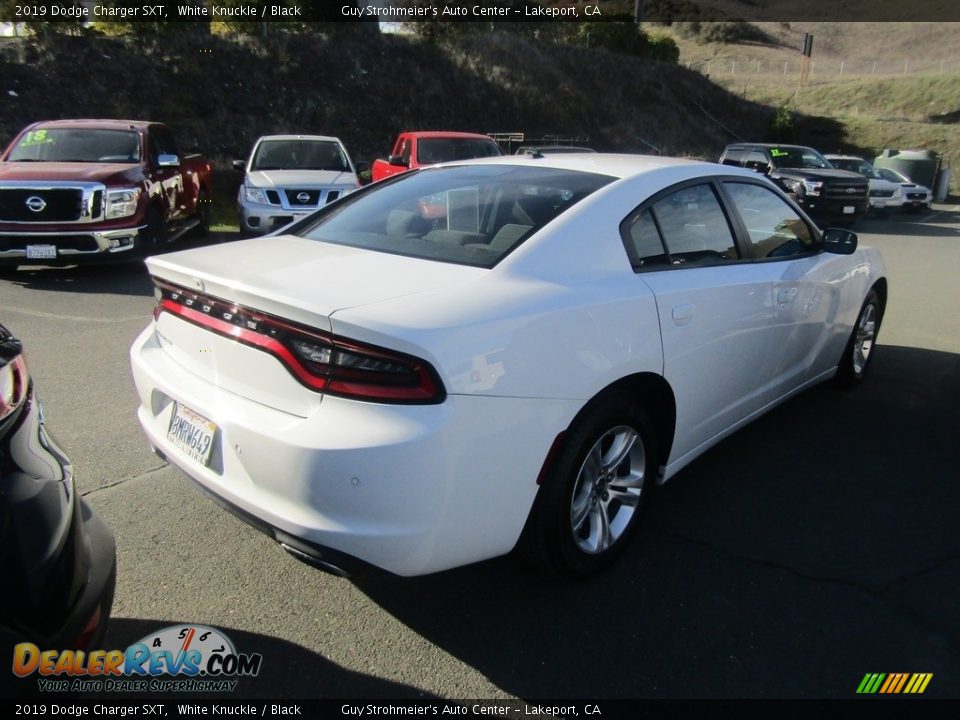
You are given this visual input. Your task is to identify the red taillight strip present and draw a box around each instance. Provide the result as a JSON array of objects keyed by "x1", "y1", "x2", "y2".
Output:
[
  {"x1": 160, "y1": 299, "x2": 329, "y2": 391},
  {"x1": 154, "y1": 283, "x2": 446, "y2": 404}
]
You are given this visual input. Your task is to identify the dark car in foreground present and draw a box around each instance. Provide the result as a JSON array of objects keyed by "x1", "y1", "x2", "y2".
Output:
[
  {"x1": 719, "y1": 143, "x2": 869, "y2": 226},
  {"x1": 1, "y1": 322, "x2": 116, "y2": 671}
]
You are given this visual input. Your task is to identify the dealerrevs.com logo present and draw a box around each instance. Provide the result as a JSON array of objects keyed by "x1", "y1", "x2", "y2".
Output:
[{"x1": 13, "y1": 625, "x2": 263, "y2": 693}]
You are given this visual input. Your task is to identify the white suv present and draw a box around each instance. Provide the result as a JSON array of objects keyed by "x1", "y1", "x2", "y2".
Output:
[
  {"x1": 234, "y1": 135, "x2": 360, "y2": 236},
  {"x1": 824, "y1": 155, "x2": 903, "y2": 211}
]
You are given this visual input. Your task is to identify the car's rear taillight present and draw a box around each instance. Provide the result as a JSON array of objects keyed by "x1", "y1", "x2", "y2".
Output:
[
  {"x1": 153, "y1": 280, "x2": 445, "y2": 404},
  {"x1": 0, "y1": 344, "x2": 28, "y2": 422}
]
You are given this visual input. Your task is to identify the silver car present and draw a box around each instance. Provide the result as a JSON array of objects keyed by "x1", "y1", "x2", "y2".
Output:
[{"x1": 233, "y1": 135, "x2": 360, "y2": 235}]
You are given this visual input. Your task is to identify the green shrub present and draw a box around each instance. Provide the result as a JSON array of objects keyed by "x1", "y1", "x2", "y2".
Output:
[{"x1": 770, "y1": 105, "x2": 797, "y2": 142}]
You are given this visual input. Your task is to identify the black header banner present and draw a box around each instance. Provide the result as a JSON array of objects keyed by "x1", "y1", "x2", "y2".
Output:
[{"x1": 2, "y1": 0, "x2": 960, "y2": 23}]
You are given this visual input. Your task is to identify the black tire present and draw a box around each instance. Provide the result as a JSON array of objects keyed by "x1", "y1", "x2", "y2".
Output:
[
  {"x1": 518, "y1": 395, "x2": 657, "y2": 578},
  {"x1": 140, "y1": 208, "x2": 166, "y2": 258},
  {"x1": 836, "y1": 289, "x2": 882, "y2": 388},
  {"x1": 194, "y1": 189, "x2": 210, "y2": 238}
]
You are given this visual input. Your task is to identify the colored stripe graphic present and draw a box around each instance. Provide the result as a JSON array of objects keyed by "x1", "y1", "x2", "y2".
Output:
[{"x1": 857, "y1": 673, "x2": 932, "y2": 694}]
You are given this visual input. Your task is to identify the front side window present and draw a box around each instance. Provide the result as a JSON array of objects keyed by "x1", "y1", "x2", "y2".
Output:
[
  {"x1": 724, "y1": 182, "x2": 818, "y2": 259},
  {"x1": 7, "y1": 128, "x2": 140, "y2": 163},
  {"x1": 295, "y1": 164, "x2": 614, "y2": 268},
  {"x1": 251, "y1": 140, "x2": 350, "y2": 172}
]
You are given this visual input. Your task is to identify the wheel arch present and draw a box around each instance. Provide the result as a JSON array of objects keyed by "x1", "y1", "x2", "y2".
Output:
[
  {"x1": 540, "y1": 372, "x2": 677, "y2": 485},
  {"x1": 871, "y1": 276, "x2": 888, "y2": 317}
]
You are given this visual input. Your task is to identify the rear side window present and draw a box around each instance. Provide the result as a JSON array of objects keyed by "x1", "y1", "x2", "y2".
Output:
[
  {"x1": 720, "y1": 148, "x2": 744, "y2": 167},
  {"x1": 622, "y1": 183, "x2": 739, "y2": 270}
]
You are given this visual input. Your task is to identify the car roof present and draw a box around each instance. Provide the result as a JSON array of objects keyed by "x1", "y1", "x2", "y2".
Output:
[
  {"x1": 255, "y1": 134, "x2": 343, "y2": 143},
  {"x1": 516, "y1": 146, "x2": 597, "y2": 154},
  {"x1": 441, "y1": 153, "x2": 740, "y2": 181},
  {"x1": 27, "y1": 119, "x2": 154, "y2": 131},
  {"x1": 404, "y1": 131, "x2": 496, "y2": 140},
  {"x1": 726, "y1": 143, "x2": 814, "y2": 151},
  {"x1": 824, "y1": 154, "x2": 867, "y2": 161}
]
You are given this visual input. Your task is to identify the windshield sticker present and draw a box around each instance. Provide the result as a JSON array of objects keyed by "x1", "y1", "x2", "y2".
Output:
[{"x1": 18, "y1": 130, "x2": 55, "y2": 148}]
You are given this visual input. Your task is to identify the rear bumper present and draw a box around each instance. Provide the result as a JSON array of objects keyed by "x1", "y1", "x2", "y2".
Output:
[{"x1": 130, "y1": 323, "x2": 575, "y2": 576}]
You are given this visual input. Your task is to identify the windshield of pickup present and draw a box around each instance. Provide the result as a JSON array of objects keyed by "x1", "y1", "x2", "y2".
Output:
[
  {"x1": 416, "y1": 138, "x2": 503, "y2": 164},
  {"x1": 7, "y1": 129, "x2": 141, "y2": 163},
  {"x1": 768, "y1": 146, "x2": 832, "y2": 170},
  {"x1": 294, "y1": 164, "x2": 614, "y2": 268},
  {"x1": 251, "y1": 140, "x2": 351, "y2": 172}
]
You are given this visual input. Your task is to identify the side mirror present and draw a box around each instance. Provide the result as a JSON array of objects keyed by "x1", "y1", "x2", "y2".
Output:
[
  {"x1": 232, "y1": 159, "x2": 246, "y2": 172},
  {"x1": 157, "y1": 154, "x2": 180, "y2": 168},
  {"x1": 354, "y1": 160, "x2": 370, "y2": 174},
  {"x1": 388, "y1": 154, "x2": 408, "y2": 167},
  {"x1": 745, "y1": 160, "x2": 771, "y2": 174},
  {"x1": 822, "y1": 227, "x2": 858, "y2": 255}
]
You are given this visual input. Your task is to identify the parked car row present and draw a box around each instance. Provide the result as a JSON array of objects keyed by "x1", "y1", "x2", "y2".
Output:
[{"x1": 718, "y1": 142, "x2": 933, "y2": 228}]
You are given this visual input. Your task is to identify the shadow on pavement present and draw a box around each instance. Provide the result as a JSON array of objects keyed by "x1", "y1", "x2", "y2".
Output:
[
  {"x1": 858, "y1": 208, "x2": 960, "y2": 238},
  {"x1": 355, "y1": 345, "x2": 960, "y2": 699},
  {"x1": 0, "y1": 233, "x2": 235, "y2": 297},
  {"x1": 3, "y1": 618, "x2": 431, "y2": 700}
]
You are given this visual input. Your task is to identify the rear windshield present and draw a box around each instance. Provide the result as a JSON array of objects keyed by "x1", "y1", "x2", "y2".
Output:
[
  {"x1": 294, "y1": 164, "x2": 614, "y2": 268},
  {"x1": 251, "y1": 140, "x2": 350, "y2": 172},
  {"x1": 7, "y1": 128, "x2": 140, "y2": 163},
  {"x1": 416, "y1": 138, "x2": 502, "y2": 164}
]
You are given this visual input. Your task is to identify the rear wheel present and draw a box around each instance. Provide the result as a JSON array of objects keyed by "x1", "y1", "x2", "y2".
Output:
[
  {"x1": 836, "y1": 289, "x2": 882, "y2": 387},
  {"x1": 519, "y1": 395, "x2": 657, "y2": 578},
  {"x1": 195, "y1": 189, "x2": 210, "y2": 237},
  {"x1": 140, "y1": 208, "x2": 166, "y2": 257}
]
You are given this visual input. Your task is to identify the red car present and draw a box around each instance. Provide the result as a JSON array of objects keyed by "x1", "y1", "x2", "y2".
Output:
[
  {"x1": 0, "y1": 119, "x2": 212, "y2": 267},
  {"x1": 370, "y1": 131, "x2": 502, "y2": 182}
]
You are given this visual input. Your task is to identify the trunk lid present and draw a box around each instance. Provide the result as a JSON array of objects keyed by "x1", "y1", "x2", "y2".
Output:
[{"x1": 146, "y1": 235, "x2": 483, "y2": 414}]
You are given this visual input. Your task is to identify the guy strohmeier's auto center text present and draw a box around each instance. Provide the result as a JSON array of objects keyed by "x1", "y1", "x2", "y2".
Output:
[{"x1": 341, "y1": 4, "x2": 602, "y2": 18}]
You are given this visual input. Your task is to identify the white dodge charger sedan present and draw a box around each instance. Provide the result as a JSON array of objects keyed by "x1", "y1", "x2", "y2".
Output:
[{"x1": 131, "y1": 154, "x2": 887, "y2": 578}]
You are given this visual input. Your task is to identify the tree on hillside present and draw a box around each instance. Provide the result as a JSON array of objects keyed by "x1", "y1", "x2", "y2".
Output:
[{"x1": 0, "y1": 0, "x2": 86, "y2": 38}]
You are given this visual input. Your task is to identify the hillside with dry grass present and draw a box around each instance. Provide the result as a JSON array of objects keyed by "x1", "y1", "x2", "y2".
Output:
[{"x1": 662, "y1": 21, "x2": 960, "y2": 190}]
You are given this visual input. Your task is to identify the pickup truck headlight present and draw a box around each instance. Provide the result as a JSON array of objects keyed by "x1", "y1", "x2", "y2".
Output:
[
  {"x1": 105, "y1": 188, "x2": 142, "y2": 220},
  {"x1": 801, "y1": 180, "x2": 823, "y2": 196},
  {"x1": 243, "y1": 186, "x2": 269, "y2": 205}
]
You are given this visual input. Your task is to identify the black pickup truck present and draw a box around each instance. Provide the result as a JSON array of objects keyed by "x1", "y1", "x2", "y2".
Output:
[{"x1": 719, "y1": 143, "x2": 869, "y2": 226}]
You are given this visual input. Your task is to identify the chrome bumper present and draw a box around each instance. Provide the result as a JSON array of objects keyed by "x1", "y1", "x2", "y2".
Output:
[{"x1": 0, "y1": 225, "x2": 146, "y2": 259}]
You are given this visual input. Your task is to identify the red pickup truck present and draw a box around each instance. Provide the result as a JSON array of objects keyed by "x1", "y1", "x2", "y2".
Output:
[
  {"x1": 0, "y1": 119, "x2": 212, "y2": 267},
  {"x1": 370, "y1": 131, "x2": 503, "y2": 182}
]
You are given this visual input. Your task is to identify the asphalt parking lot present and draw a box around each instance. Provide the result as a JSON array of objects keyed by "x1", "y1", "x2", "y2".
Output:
[{"x1": 1, "y1": 204, "x2": 958, "y2": 699}]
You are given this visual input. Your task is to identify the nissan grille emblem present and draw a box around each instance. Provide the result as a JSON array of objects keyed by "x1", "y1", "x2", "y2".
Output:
[
  {"x1": 296, "y1": 192, "x2": 311, "y2": 203},
  {"x1": 25, "y1": 196, "x2": 46, "y2": 212}
]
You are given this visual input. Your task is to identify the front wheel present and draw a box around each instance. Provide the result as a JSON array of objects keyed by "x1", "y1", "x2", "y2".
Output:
[
  {"x1": 518, "y1": 396, "x2": 657, "y2": 578},
  {"x1": 836, "y1": 289, "x2": 882, "y2": 387}
]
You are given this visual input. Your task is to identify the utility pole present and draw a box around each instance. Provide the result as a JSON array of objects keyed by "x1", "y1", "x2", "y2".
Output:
[{"x1": 634, "y1": 0, "x2": 644, "y2": 24}]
